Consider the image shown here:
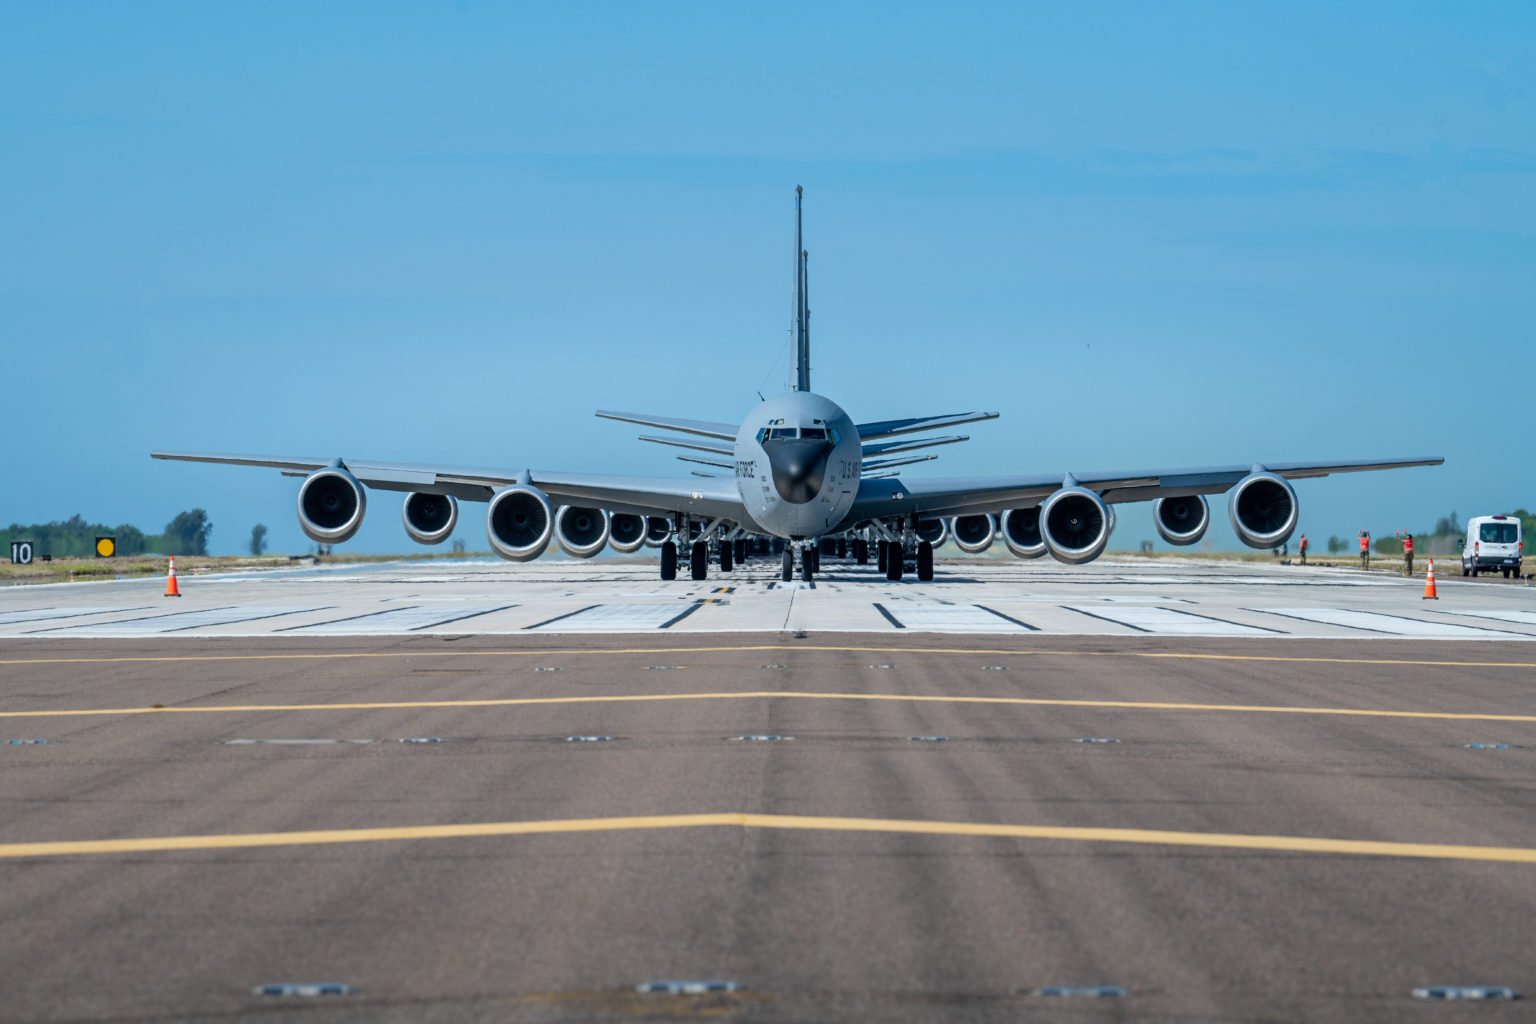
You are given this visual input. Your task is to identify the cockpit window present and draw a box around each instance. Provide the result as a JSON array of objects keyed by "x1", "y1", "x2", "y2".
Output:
[
  {"x1": 800, "y1": 427, "x2": 827, "y2": 440},
  {"x1": 765, "y1": 427, "x2": 798, "y2": 441}
]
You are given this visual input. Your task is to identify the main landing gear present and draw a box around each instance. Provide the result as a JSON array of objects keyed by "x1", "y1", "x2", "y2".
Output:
[{"x1": 781, "y1": 542, "x2": 816, "y2": 583}]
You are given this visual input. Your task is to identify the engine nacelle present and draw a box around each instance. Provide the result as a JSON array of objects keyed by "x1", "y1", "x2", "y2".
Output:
[
  {"x1": 401, "y1": 492, "x2": 458, "y2": 546},
  {"x1": 916, "y1": 518, "x2": 948, "y2": 548},
  {"x1": 644, "y1": 517, "x2": 671, "y2": 547},
  {"x1": 607, "y1": 512, "x2": 647, "y2": 554},
  {"x1": 555, "y1": 505, "x2": 610, "y2": 559},
  {"x1": 297, "y1": 467, "x2": 366, "y2": 545},
  {"x1": 1000, "y1": 507, "x2": 1047, "y2": 559},
  {"x1": 486, "y1": 486, "x2": 554, "y2": 562},
  {"x1": 1228, "y1": 471, "x2": 1299, "y2": 549},
  {"x1": 951, "y1": 514, "x2": 996, "y2": 554},
  {"x1": 1040, "y1": 486, "x2": 1110, "y2": 565},
  {"x1": 1153, "y1": 494, "x2": 1210, "y2": 546}
]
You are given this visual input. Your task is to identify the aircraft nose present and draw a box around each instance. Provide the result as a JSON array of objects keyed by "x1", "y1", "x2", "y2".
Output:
[{"x1": 764, "y1": 439, "x2": 833, "y2": 505}]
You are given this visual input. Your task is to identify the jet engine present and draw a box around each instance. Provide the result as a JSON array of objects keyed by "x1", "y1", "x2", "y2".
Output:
[
  {"x1": 999, "y1": 507, "x2": 1047, "y2": 559},
  {"x1": 607, "y1": 512, "x2": 647, "y2": 553},
  {"x1": 1152, "y1": 494, "x2": 1210, "y2": 546},
  {"x1": 916, "y1": 518, "x2": 948, "y2": 548},
  {"x1": 644, "y1": 517, "x2": 672, "y2": 547},
  {"x1": 297, "y1": 467, "x2": 366, "y2": 545},
  {"x1": 555, "y1": 505, "x2": 611, "y2": 559},
  {"x1": 1040, "y1": 486, "x2": 1110, "y2": 565},
  {"x1": 486, "y1": 485, "x2": 554, "y2": 562},
  {"x1": 951, "y1": 514, "x2": 996, "y2": 554},
  {"x1": 401, "y1": 492, "x2": 458, "y2": 546},
  {"x1": 1228, "y1": 471, "x2": 1299, "y2": 549}
]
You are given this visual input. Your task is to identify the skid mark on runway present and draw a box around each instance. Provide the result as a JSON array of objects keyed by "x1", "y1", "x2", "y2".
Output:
[
  {"x1": 6, "y1": 811, "x2": 1536, "y2": 864},
  {"x1": 1257, "y1": 608, "x2": 1520, "y2": 638},
  {"x1": 8, "y1": 690, "x2": 1536, "y2": 723},
  {"x1": 36, "y1": 607, "x2": 322, "y2": 636},
  {"x1": 874, "y1": 603, "x2": 1035, "y2": 632},
  {"x1": 282, "y1": 604, "x2": 513, "y2": 634},
  {"x1": 1440, "y1": 609, "x2": 1536, "y2": 628},
  {"x1": 527, "y1": 603, "x2": 704, "y2": 631},
  {"x1": 0, "y1": 606, "x2": 147, "y2": 625},
  {"x1": 1065, "y1": 605, "x2": 1282, "y2": 636}
]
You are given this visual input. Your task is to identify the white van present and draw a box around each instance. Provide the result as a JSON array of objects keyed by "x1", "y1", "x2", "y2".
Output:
[{"x1": 1460, "y1": 515, "x2": 1523, "y2": 578}]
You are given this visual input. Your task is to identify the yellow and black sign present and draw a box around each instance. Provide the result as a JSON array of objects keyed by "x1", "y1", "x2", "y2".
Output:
[{"x1": 95, "y1": 536, "x2": 116, "y2": 558}]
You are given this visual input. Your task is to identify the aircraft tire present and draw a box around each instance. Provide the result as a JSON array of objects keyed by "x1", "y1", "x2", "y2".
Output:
[
  {"x1": 836, "y1": 538, "x2": 847, "y2": 558},
  {"x1": 721, "y1": 542, "x2": 733, "y2": 572},
  {"x1": 917, "y1": 541, "x2": 934, "y2": 581},
  {"x1": 877, "y1": 540, "x2": 888, "y2": 572},
  {"x1": 855, "y1": 539, "x2": 868, "y2": 564},
  {"x1": 691, "y1": 542, "x2": 708, "y2": 580},
  {"x1": 802, "y1": 555, "x2": 814, "y2": 583},
  {"x1": 660, "y1": 542, "x2": 677, "y2": 581},
  {"x1": 887, "y1": 545, "x2": 903, "y2": 581},
  {"x1": 781, "y1": 548, "x2": 793, "y2": 581}
]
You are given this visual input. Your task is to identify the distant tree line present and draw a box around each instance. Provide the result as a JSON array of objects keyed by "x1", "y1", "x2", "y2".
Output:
[{"x1": 0, "y1": 510, "x2": 212, "y2": 558}]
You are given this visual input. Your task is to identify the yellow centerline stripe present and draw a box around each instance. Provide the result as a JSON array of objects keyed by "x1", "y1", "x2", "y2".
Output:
[
  {"x1": 1, "y1": 643, "x2": 1534, "y2": 669},
  {"x1": 4, "y1": 812, "x2": 1534, "y2": 863},
  {"x1": 4, "y1": 690, "x2": 1535, "y2": 722}
]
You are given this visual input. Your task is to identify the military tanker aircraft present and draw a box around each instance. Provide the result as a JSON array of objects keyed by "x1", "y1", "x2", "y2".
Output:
[{"x1": 153, "y1": 188, "x2": 1442, "y2": 583}]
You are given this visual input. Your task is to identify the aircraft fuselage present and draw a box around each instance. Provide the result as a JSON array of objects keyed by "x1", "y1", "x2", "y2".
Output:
[{"x1": 734, "y1": 391, "x2": 860, "y2": 538}]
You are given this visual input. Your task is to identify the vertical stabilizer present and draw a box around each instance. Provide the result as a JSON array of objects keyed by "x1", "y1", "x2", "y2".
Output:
[{"x1": 792, "y1": 186, "x2": 811, "y2": 392}]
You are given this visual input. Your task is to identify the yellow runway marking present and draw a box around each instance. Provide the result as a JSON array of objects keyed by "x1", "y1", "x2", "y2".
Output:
[
  {"x1": 4, "y1": 812, "x2": 1535, "y2": 863},
  {"x1": 1, "y1": 643, "x2": 1535, "y2": 670},
  {"x1": 4, "y1": 690, "x2": 1536, "y2": 722}
]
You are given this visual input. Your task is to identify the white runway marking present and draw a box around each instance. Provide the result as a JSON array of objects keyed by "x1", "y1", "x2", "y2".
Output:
[
  {"x1": 874, "y1": 603, "x2": 1035, "y2": 632},
  {"x1": 527, "y1": 603, "x2": 703, "y2": 631},
  {"x1": 1438, "y1": 609, "x2": 1536, "y2": 628},
  {"x1": 1064, "y1": 605, "x2": 1280, "y2": 636},
  {"x1": 39, "y1": 607, "x2": 319, "y2": 636},
  {"x1": 1257, "y1": 608, "x2": 1519, "y2": 638},
  {"x1": 285, "y1": 604, "x2": 512, "y2": 634},
  {"x1": 0, "y1": 606, "x2": 145, "y2": 625}
]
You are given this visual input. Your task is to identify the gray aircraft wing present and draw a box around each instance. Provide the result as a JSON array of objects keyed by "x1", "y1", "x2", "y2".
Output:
[
  {"x1": 150, "y1": 451, "x2": 748, "y2": 521},
  {"x1": 856, "y1": 411, "x2": 999, "y2": 441},
  {"x1": 846, "y1": 456, "x2": 1445, "y2": 521}
]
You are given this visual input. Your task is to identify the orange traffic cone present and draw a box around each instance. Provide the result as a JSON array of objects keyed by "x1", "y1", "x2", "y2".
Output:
[
  {"x1": 1422, "y1": 559, "x2": 1437, "y2": 600},
  {"x1": 165, "y1": 556, "x2": 181, "y2": 597}
]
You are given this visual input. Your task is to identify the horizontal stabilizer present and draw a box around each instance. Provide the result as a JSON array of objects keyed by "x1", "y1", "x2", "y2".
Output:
[
  {"x1": 862, "y1": 434, "x2": 968, "y2": 457},
  {"x1": 677, "y1": 455, "x2": 733, "y2": 469},
  {"x1": 857, "y1": 411, "x2": 998, "y2": 441},
  {"x1": 639, "y1": 435, "x2": 733, "y2": 457},
  {"x1": 862, "y1": 454, "x2": 937, "y2": 471},
  {"x1": 597, "y1": 410, "x2": 736, "y2": 441}
]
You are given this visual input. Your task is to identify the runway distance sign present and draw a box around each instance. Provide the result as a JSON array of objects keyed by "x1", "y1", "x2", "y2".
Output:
[
  {"x1": 95, "y1": 536, "x2": 116, "y2": 558},
  {"x1": 10, "y1": 541, "x2": 33, "y2": 565}
]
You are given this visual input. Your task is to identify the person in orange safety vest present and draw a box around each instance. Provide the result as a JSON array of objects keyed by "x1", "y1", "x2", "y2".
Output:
[
  {"x1": 1403, "y1": 532, "x2": 1414, "y2": 576},
  {"x1": 1359, "y1": 530, "x2": 1370, "y2": 571},
  {"x1": 1299, "y1": 533, "x2": 1308, "y2": 565}
]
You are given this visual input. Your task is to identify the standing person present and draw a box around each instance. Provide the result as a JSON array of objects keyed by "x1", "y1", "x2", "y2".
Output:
[
  {"x1": 1299, "y1": 533, "x2": 1309, "y2": 565},
  {"x1": 1360, "y1": 530, "x2": 1371, "y2": 571},
  {"x1": 1403, "y1": 532, "x2": 1414, "y2": 577}
]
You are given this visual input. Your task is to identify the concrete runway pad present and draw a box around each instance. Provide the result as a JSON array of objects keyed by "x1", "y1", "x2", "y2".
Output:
[{"x1": 2, "y1": 555, "x2": 1534, "y2": 640}]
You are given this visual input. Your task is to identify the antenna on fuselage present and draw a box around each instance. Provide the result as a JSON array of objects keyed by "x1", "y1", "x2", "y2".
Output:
[{"x1": 792, "y1": 186, "x2": 811, "y2": 392}]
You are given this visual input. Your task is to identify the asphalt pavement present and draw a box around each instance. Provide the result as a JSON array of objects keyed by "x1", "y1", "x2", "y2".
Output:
[{"x1": 2, "y1": 631, "x2": 1534, "y2": 1022}]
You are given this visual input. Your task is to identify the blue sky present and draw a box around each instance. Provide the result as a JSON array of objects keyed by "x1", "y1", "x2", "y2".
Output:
[{"x1": 3, "y1": 2, "x2": 1531, "y2": 555}]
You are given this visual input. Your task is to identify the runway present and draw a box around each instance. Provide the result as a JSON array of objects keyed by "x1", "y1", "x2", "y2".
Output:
[
  {"x1": 2, "y1": 561, "x2": 1534, "y2": 1021},
  {"x1": 2, "y1": 554, "x2": 1533, "y2": 640}
]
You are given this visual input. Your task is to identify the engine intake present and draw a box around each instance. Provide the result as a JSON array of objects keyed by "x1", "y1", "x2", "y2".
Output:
[
  {"x1": 1153, "y1": 495, "x2": 1210, "y2": 546},
  {"x1": 644, "y1": 517, "x2": 672, "y2": 547},
  {"x1": 555, "y1": 505, "x2": 610, "y2": 559},
  {"x1": 486, "y1": 486, "x2": 554, "y2": 562},
  {"x1": 297, "y1": 468, "x2": 366, "y2": 544},
  {"x1": 608, "y1": 513, "x2": 647, "y2": 554},
  {"x1": 1040, "y1": 487, "x2": 1110, "y2": 565},
  {"x1": 1000, "y1": 507, "x2": 1047, "y2": 559},
  {"x1": 951, "y1": 514, "x2": 996, "y2": 554},
  {"x1": 1228, "y1": 472, "x2": 1298, "y2": 549},
  {"x1": 916, "y1": 518, "x2": 948, "y2": 548},
  {"x1": 401, "y1": 492, "x2": 458, "y2": 546}
]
